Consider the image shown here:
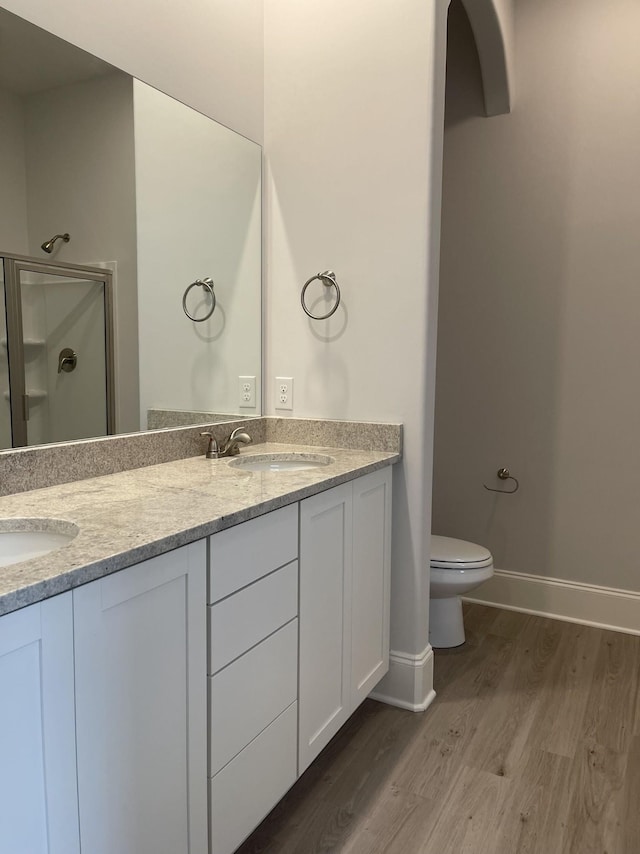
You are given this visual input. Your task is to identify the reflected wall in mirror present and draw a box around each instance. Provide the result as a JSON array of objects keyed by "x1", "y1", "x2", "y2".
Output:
[{"x1": 0, "y1": 7, "x2": 261, "y2": 450}]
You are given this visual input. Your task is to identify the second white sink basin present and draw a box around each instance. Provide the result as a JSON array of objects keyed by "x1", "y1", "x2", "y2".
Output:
[
  {"x1": 0, "y1": 519, "x2": 79, "y2": 568},
  {"x1": 228, "y1": 453, "x2": 334, "y2": 473}
]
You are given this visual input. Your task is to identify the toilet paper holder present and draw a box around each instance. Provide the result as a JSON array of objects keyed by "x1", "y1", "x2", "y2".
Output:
[{"x1": 483, "y1": 467, "x2": 519, "y2": 494}]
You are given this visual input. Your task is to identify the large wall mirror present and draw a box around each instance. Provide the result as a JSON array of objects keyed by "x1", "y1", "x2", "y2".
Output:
[{"x1": 0, "y1": 7, "x2": 261, "y2": 450}]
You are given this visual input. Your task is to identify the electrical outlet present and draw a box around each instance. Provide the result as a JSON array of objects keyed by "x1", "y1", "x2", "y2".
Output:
[
  {"x1": 238, "y1": 376, "x2": 256, "y2": 408},
  {"x1": 275, "y1": 376, "x2": 294, "y2": 410}
]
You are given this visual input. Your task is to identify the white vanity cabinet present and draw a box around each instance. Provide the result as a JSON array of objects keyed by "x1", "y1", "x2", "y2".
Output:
[
  {"x1": 73, "y1": 541, "x2": 208, "y2": 854},
  {"x1": 207, "y1": 504, "x2": 299, "y2": 854},
  {"x1": 351, "y1": 467, "x2": 392, "y2": 705},
  {"x1": 298, "y1": 466, "x2": 392, "y2": 772},
  {"x1": 206, "y1": 467, "x2": 392, "y2": 852},
  {"x1": 0, "y1": 461, "x2": 394, "y2": 854},
  {"x1": 0, "y1": 593, "x2": 79, "y2": 854}
]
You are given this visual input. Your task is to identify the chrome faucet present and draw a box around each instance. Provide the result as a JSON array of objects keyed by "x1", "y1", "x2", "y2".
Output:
[{"x1": 200, "y1": 427, "x2": 252, "y2": 459}]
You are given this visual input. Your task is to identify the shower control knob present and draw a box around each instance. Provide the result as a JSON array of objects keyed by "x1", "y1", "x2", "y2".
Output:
[{"x1": 58, "y1": 348, "x2": 78, "y2": 373}]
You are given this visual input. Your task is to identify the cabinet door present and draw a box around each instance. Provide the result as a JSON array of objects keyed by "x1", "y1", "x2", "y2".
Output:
[
  {"x1": 299, "y1": 482, "x2": 352, "y2": 773},
  {"x1": 74, "y1": 541, "x2": 207, "y2": 854},
  {"x1": 351, "y1": 466, "x2": 392, "y2": 708},
  {"x1": 0, "y1": 593, "x2": 79, "y2": 854}
]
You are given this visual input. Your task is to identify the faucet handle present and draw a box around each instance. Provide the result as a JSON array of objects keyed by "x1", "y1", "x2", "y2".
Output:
[{"x1": 200, "y1": 431, "x2": 220, "y2": 459}]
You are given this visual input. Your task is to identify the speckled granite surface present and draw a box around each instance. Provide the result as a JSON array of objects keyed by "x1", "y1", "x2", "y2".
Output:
[
  {"x1": 0, "y1": 442, "x2": 399, "y2": 617},
  {"x1": 147, "y1": 409, "x2": 258, "y2": 429},
  {"x1": 0, "y1": 418, "x2": 264, "y2": 497},
  {"x1": 266, "y1": 418, "x2": 402, "y2": 453},
  {"x1": 0, "y1": 417, "x2": 401, "y2": 497}
]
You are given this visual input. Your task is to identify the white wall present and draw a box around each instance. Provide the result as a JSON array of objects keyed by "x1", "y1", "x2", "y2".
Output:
[
  {"x1": 17, "y1": 280, "x2": 50, "y2": 445},
  {"x1": 18, "y1": 277, "x2": 108, "y2": 444},
  {"x1": 134, "y1": 80, "x2": 262, "y2": 424},
  {"x1": 0, "y1": 88, "x2": 28, "y2": 446},
  {"x1": 0, "y1": 88, "x2": 29, "y2": 253},
  {"x1": 43, "y1": 280, "x2": 108, "y2": 443},
  {"x1": 0, "y1": 0, "x2": 263, "y2": 144},
  {"x1": 434, "y1": 0, "x2": 640, "y2": 592},
  {"x1": 265, "y1": 0, "x2": 450, "y2": 703},
  {"x1": 24, "y1": 72, "x2": 139, "y2": 433}
]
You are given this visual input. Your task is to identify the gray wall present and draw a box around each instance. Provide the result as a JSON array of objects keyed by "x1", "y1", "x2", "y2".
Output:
[{"x1": 433, "y1": 0, "x2": 640, "y2": 591}]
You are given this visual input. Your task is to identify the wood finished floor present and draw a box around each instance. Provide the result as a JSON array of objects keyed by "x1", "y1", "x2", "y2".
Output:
[{"x1": 237, "y1": 604, "x2": 640, "y2": 854}]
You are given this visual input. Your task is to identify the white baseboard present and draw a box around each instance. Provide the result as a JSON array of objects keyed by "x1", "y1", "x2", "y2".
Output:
[
  {"x1": 369, "y1": 645, "x2": 436, "y2": 712},
  {"x1": 464, "y1": 568, "x2": 640, "y2": 636}
]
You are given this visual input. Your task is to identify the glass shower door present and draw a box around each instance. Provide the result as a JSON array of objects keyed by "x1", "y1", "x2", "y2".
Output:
[
  {"x1": 0, "y1": 264, "x2": 12, "y2": 448},
  {"x1": 3, "y1": 256, "x2": 114, "y2": 447}
]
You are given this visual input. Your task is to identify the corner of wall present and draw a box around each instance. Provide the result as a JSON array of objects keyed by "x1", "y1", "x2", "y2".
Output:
[{"x1": 369, "y1": 645, "x2": 436, "y2": 713}]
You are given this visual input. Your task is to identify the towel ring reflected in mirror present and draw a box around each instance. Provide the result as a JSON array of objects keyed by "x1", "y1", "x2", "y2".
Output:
[
  {"x1": 182, "y1": 277, "x2": 216, "y2": 322},
  {"x1": 301, "y1": 270, "x2": 341, "y2": 320}
]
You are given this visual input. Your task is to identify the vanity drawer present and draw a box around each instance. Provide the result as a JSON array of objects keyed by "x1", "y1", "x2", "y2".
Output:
[
  {"x1": 209, "y1": 504, "x2": 298, "y2": 603},
  {"x1": 210, "y1": 702, "x2": 297, "y2": 854},
  {"x1": 209, "y1": 618, "x2": 298, "y2": 775},
  {"x1": 209, "y1": 560, "x2": 298, "y2": 673}
]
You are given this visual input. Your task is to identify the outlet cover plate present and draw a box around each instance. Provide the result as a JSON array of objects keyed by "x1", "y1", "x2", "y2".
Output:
[
  {"x1": 275, "y1": 376, "x2": 293, "y2": 410},
  {"x1": 239, "y1": 376, "x2": 256, "y2": 409}
]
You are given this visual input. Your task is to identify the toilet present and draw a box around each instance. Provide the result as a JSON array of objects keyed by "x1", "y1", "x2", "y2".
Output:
[{"x1": 429, "y1": 535, "x2": 494, "y2": 648}]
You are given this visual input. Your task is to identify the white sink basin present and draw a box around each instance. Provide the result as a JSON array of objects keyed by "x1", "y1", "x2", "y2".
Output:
[
  {"x1": 228, "y1": 453, "x2": 334, "y2": 473},
  {"x1": 0, "y1": 519, "x2": 79, "y2": 568}
]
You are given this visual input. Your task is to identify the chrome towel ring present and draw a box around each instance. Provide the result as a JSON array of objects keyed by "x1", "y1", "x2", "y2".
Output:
[
  {"x1": 483, "y1": 467, "x2": 519, "y2": 494},
  {"x1": 182, "y1": 277, "x2": 216, "y2": 322},
  {"x1": 301, "y1": 270, "x2": 341, "y2": 320}
]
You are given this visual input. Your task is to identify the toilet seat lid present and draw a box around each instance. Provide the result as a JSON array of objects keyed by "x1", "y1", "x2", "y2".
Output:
[{"x1": 430, "y1": 535, "x2": 492, "y2": 569}]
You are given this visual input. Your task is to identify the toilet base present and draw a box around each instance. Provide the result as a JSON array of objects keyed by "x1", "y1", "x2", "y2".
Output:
[{"x1": 429, "y1": 596, "x2": 466, "y2": 648}]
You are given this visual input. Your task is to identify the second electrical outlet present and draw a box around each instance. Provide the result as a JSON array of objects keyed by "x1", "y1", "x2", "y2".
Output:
[{"x1": 275, "y1": 376, "x2": 294, "y2": 410}]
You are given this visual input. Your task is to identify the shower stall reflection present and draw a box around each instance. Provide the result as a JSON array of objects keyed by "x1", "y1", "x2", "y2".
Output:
[{"x1": 0, "y1": 253, "x2": 114, "y2": 448}]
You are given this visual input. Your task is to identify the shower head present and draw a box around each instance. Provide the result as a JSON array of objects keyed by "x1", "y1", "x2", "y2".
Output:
[{"x1": 41, "y1": 233, "x2": 70, "y2": 254}]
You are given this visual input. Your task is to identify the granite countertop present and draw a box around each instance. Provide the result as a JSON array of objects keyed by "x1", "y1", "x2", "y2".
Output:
[{"x1": 0, "y1": 442, "x2": 399, "y2": 617}]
